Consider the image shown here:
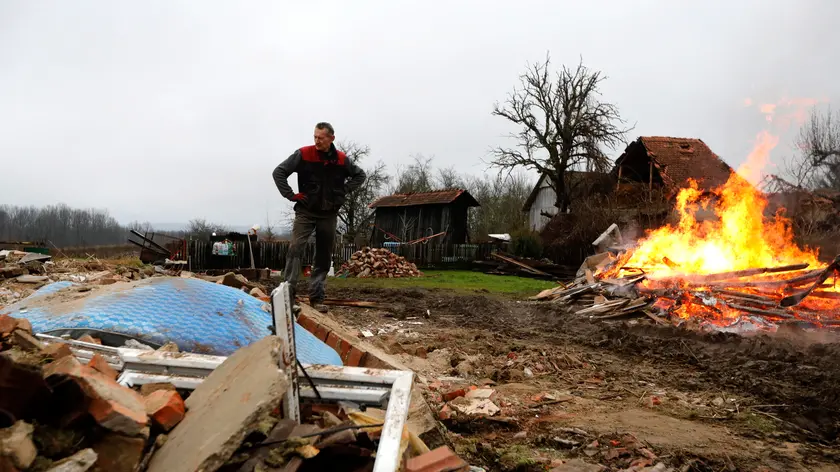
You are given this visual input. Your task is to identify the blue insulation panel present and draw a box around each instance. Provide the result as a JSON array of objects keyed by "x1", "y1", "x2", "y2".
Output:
[{"x1": 3, "y1": 277, "x2": 342, "y2": 364}]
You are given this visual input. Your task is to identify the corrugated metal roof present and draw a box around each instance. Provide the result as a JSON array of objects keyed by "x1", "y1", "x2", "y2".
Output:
[{"x1": 369, "y1": 189, "x2": 480, "y2": 208}]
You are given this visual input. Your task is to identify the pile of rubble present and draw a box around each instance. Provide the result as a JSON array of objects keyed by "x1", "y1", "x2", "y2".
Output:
[
  {"x1": 0, "y1": 250, "x2": 164, "y2": 308},
  {"x1": 0, "y1": 313, "x2": 187, "y2": 471},
  {"x1": 338, "y1": 247, "x2": 421, "y2": 278}
]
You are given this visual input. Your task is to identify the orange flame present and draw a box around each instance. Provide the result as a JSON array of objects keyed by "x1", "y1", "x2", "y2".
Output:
[{"x1": 611, "y1": 171, "x2": 820, "y2": 280}]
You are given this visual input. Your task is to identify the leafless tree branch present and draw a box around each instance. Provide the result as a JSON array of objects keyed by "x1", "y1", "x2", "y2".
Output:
[{"x1": 490, "y1": 54, "x2": 633, "y2": 211}]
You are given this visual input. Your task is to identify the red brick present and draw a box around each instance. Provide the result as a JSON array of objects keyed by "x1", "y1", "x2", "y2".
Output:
[
  {"x1": 139, "y1": 382, "x2": 177, "y2": 396},
  {"x1": 11, "y1": 330, "x2": 44, "y2": 351},
  {"x1": 346, "y1": 347, "x2": 367, "y2": 367},
  {"x1": 0, "y1": 314, "x2": 16, "y2": 336},
  {"x1": 43, "y1": 355, "x2": 84, "y2": 379},
  {"x1": 441, "y1": 389, "x2": 466, "y2": 402},
  {"x1": 438, "y1": 404, "x2": 453, "y2": 421},
  {"x1": 144, "y1": 390, "x2": 186, "y2": 432},
  {"x1": 42, "y1": 343, "x2": 74, "y2": 360},
  {"x1": 88, "y1": 354, "x2": 118, "y2": 381},
  {"x1": 13, "y1": 318, "x2": 32, "y2": 334},
  {"x1": 326, "y1": 331, "x2": 342, "y2": 353},
  {"x1": 297, "y1": 313, "x2": 317, "y2": 333},
  {"x1": 337, "y1": 337, "x2": 353, "y2": 362},
  {"x1": 44, "y1": 359, "x2": 148, "y2": 436},
  {"x1": 313, "y1": 324, "x2": 330, "y2": 342},
  {"x1": 405, "y1": 446, "x2": 469, "y2": 472},
  {"x1": 78, "y1": 334, "x2": 102, "y2": 345},
  {"x1": 91, "y1": 434, "x2": 146, "y2": 472}
]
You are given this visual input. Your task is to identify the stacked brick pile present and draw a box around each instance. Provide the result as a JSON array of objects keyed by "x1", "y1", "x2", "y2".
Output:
[
  {"x1": 338, "y1": 247, "x2": 421, "y2": 278},
  {"x1": 0, "y1": 314, "x2": 186, "y2": 472}
]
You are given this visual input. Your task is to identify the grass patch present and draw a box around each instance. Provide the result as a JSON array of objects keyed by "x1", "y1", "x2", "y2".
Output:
[{"x1": 328, "y1": 270, "x2": 557, "y2": 298}]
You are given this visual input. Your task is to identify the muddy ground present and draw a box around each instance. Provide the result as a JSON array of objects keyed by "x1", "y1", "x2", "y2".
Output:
[{"x1": 321, "y1": 285, "x2": 840, "y2": 471}]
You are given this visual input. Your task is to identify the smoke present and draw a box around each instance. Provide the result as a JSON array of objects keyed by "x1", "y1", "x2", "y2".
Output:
[
  {"x1": 739, "y1": 96, "x2": 824, "y2": 183},
  {"x1": 737, "y1": 130, "x2": 779, "y2": 185}
]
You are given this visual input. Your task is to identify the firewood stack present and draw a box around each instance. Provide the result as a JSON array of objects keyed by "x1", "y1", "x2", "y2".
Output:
[{"x1": 339, "y1": 247, "x2": 421, "y2": 278}]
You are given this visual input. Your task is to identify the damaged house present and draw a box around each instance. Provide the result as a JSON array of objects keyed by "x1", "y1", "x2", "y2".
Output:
[
  {"x1": 523, "y1": 171, "x2": 613, "y2": 231},
  {"x1": 611, "y1": 136, "x2": 735, "y2": 202},
  {"x1": 538, "y1": 136, "x2": 741, "y2": 263}
]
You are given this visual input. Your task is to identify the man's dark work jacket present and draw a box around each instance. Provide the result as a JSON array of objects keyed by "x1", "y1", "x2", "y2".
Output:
[{"x1": 273, "y1": 143, "x2": 366, "y2": 216}]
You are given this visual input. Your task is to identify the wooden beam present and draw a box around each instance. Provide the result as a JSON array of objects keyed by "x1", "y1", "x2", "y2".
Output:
[
  {"x1": 616, "y1": 165, "x2": 623, "y2": 192},
  {"x1": 648, "y1": 160, "x2": 654, "y2": 202}
]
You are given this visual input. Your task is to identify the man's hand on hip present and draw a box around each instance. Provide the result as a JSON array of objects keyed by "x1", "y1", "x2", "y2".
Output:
[{"x1": 291, "y1": 193, "x2": 308, "y2": 203}]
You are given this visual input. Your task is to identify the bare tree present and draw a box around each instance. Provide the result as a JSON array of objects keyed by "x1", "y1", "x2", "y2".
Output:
[
  {"x1": 437, "y1": 166, "x2": 467, "y2": 189},
  {"x1": 391, "y1": 154, "x2": 435, "y2": 194},
  {"x1": 490, "y1": 54, "x2": 632, "y2": 212},
  {"x1": 127, "y1": 221, "x2": 154, "y2": 235},
  {"x1": 466, "y1": 173, "x2": 533, "y2": 238},
  {"x1": 262, "y1": 211, "x2": 277, "y2": 242},
  {"x1": 186, "y1": 218, "x2": 229, "y2": 240},
  {"x1": 794, "y1": 106, "x2": 840, "y2": 190},
  {"x1": 336, "y1": 140, "x2": 390, "y2": 242}
]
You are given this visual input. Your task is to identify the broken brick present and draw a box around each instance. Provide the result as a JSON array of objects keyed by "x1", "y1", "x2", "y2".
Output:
[
  {"x1": 438, "y1": 404, "x2": 453, "y2": 421},
  {"x1": 88, "y1": 354, "x2": 118, "y2": 381},
  {"x1": 43, "y1": 357, "x2": 148, "y2": 436},
  {"x1": 13, "y1": 319, "x2": 31, "y2": 334},
  {"x1": 78, "y1": 335, "x2": 102, "y2": 345},
  {"x1": 406, "y1": 446, "x2": 469, "y2": 472},
  {"x1": 43, "y1": 355, "x2": 85, "y2": 379},
  {"x1": 0, "y1": 315, "x2": 17, "y2": 336},
  {"x1": 92, "y1": 434, "x2": 146, "y2": 472},
  {"x1": 10, "y1": 330, "x2": 44, "y2": 352},
  {"x1": 140, "y1": 382, "x2": 177, "y2": 396},
  {"x1": 0, "y1": 421, "x2": 37, "y2": 470},
  {"x1": 144, "y1": 390, "x2": 186, "y2": 432},
  {"x1": 42, "y1": 343, "x2": 75, "y2": 360},
  {"x1": 465, "y1": 388, "x2": 496, "y2": 401},
  {"x1": 441, "y1": 388, "x2": 467, "y2": 402}
]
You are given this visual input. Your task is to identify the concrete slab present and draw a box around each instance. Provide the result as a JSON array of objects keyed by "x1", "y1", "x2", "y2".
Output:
[{"x1": 146, "y1": 336, "x2": 290, "y2": 472}]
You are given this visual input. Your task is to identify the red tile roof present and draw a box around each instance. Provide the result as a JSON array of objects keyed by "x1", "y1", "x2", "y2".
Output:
[
  {"x1": 369, "y1": 189, "x2": 480, "y2": 208},
  {"x1": 636, "y1": 136, "x2": 735, "y2": 190}
]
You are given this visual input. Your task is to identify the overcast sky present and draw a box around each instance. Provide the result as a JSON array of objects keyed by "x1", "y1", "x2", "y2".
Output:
[{"x1": 1, "y1": 1, "x2": 837, "y2": 228}]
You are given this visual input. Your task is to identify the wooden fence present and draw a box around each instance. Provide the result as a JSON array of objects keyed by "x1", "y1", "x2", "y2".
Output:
[{"x1": 187, "y1": 240, "x2": 497, "y2": 271}]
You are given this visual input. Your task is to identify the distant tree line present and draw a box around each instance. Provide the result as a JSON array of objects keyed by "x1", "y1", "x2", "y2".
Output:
[{"x1": 0, "y1": 204, "x2": 128, "y2": 248}]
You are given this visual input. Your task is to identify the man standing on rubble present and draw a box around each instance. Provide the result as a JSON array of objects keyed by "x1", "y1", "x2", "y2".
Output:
[{"x1": 273, "y1": 122, "x2": 366, "y2": 312}]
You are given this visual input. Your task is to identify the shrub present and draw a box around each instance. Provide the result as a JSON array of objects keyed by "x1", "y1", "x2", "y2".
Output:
[{"x1": 510, "y1": 229, "x2": 543, "y2": 259}]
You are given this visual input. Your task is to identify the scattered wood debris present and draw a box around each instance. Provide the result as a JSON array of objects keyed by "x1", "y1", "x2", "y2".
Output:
[{"x1": 533, "y1": 251, "x2": 840, "y2": 331}]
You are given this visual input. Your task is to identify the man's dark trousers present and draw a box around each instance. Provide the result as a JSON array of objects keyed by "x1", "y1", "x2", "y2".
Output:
[{"x1": 284, "y1": 211, "x2": 336, "y2": 303}]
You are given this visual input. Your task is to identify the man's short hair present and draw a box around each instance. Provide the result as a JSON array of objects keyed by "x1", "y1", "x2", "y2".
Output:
[{"x1": 315, "y1": 122, "x2": 334, "y2": 136}]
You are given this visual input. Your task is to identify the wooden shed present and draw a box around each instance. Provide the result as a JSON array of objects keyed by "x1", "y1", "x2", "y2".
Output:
[{"x1": 368, "y1": 189, "x2": 480, "y2": 246}]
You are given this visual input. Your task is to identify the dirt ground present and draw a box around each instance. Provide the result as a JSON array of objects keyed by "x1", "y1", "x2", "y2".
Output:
[{"x1": 321, "y1": 285, "x2": 840, "y2": 471}]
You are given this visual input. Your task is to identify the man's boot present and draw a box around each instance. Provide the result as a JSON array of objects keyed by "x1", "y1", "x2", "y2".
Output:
[
  {"x1": 288, "y1": 286, "x2": 301, "y2": 314},
  {"x1": 310, "y1": 298, "x2": 328, "y2": 313}
]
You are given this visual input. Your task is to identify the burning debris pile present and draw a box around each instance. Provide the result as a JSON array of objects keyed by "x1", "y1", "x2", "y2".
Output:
[
  {"x1": 537, "y1": 173, "x2": 840, "y2": 333},
  {"x1": 338, "y1": 247, "x2": 422, "y2": 278}
]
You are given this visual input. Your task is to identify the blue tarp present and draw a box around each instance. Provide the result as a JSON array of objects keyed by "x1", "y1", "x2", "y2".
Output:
[{"x1": 3, "y1": 277, "x2": 342, "y2": 364}]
